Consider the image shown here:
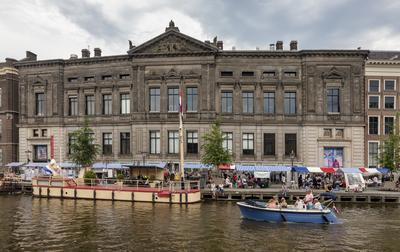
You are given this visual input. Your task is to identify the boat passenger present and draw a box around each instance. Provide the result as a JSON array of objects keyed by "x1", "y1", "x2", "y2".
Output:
[
  {"x1": 266, "y1": 198, "x2": 277, "y2": 208},
  {"x1": 280, "y1": 198, "x2": 288, "y2": 208},
  {"x1": 225, "y1": 177, "x2": 233, "y2": 188},
  {"x1": 313, "y1": 198, "x2": 323, "y2": 210},
  {"x1": 294, "y1": 196, "x2": 305, "y2": 209},
  {"x1": 304, "y1": 189, "x2": 314, "y2": 204}
]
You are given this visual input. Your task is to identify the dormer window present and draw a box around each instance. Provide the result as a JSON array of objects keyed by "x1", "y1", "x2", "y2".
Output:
[
  {"x1": 220, "y1": 71, "x2": 233, "y2": 77},
  {"x1": 68, "y1": 77, "x2": 78, "y2": 83},
  {"x1": 102, "y1": 75, "x2": 112, "y2": 81},
  {"x1": 242, "y1": 71, "x2": 255, "y2": 77},
  {"x1": 284, "y1": 71, "x2": 297, "y2": 77}
]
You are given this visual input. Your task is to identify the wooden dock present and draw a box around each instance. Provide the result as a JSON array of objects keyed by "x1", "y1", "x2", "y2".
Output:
[{"x1": 201, "y1": 188, "x2": 400, "y2": 204}]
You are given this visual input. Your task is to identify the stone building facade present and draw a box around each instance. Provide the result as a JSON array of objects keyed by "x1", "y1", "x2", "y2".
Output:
[
  {"x1": 0, "y1": 58, "x2": 19, "y2": 165},
  {"x1": 15, "y1": 22, "x2": 368, "y2": 168},
  {"x1": 365, "y1": 51, "x2": 400, "y2": 167}
]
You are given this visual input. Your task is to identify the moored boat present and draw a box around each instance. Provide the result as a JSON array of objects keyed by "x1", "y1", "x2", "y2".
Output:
[{"x1": 237, "y1": 200, "x2": 340, "y2": 224}]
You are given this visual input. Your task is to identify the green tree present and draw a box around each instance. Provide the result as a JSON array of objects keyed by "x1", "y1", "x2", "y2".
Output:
[
  {"x1": 201, "y1": 118, "x2": 232, "y2": 168},
  {"x1": 378, "y1": 113, "x2": 400, "y2": 172},
  {"x1": 70, "y1": 119, "x2": 100, "y2": 168}
]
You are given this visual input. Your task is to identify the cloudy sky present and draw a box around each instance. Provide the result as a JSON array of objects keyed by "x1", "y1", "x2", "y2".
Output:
[{"x1": 1, "y1": 0, "x2": 400, "y2": 60}]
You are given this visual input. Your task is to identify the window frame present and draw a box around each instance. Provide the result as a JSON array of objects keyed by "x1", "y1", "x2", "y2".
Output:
[
  {"x1": 186, "y1": 131, "x2": 198, "y2": 154},
  {"x1": 368, "y1": 141, "x2": 379, "y2": 168},
  {"x1": 35, "y1": 93, "x2": 45, "y2": 116},
  {"x1": 68, "y1": 96, "x2": 78, "y2": 116},
  {"x1": 168, "y1": 87, "x2": 179, "y2": 112},
  {"x1": 263, "y1": 133, "x2": 276, "y2": 156},
  {"x1": 368, "y1": 95, "x2": 380, "y2": 109},
  {"x1": 242, "y1": 133, "x2": 254, "y2": 155},
  {"x1": 284, "y1": 133, "x2": 297, "y2": 156},
  {"x1": 102, "y1": 94, "x2": 112, "y2": 115},
  {"x1": 120, "y1": 93, "x2": 131, "y2": 114},
  {"x1": 368, "y1": 79, "x2": 380, "y2": 92},
  {"x1": 327, "y1": 88, "x2": 340, "y2": 113},
  {"x1": 384, "y1": 95, "x2": 396, "y2": 109},
  {"x1": 384, "y1": 116, "x2": 395, "y2": 135},
  {"x1": 120, "y1": 132, "x2": 131, "y2": 155},
  {"x1": 284, "y1": 92, "x2": 296, "y2": 115},
  {"x1": 263, "y1": 92, "x2": 275, "y2": 114},
  {"x1": 368, "y1": 116, "x2": 379, "y2": 135},
  {"x1": 384, "y1": 79, "x2": 396, "y2": 91},
  {"x1": 102, "y1": 132, "x2": 113, "y2": 155},
  {"x1": 221, "y1": 91, "x2": 233, "y2": 113},
  {"x1": 222, "y1": 132, "x2": 233, "y2": 153},
  {"x1": 149, "y1": 87, "x2": 160, "y2": 112},
  {"x1": 242, "y1": 91, "x2": 254, "y2": 113},
  {"x1": 149, "y1": 131, "x2": 160, "y2": 154},
  {"x1": 85, "y1": 95, "x2": 95, "y2": 115},
  {"x1": 186, "y1": 87, "x2": 198, "y2": 112},
  {"x1": 168, "y1": 131, "x2": 179, "y2": 154}
]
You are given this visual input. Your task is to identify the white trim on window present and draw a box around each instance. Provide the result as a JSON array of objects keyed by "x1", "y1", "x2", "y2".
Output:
[
  {"x1": 383, "y1": 95, "x2": 396, "y2": 109},
  {"x1": 367, "y1": 141, "x2": 380, "y2": 168},
  {"x1": 368, "y1": 95, "x2": 380, "y2": 109},
  {"x1": 368, "y1": 79, "x2": 380, "y2": 92},
  {"x1": 368, "y1": 115, "x2": 380, "y2": 135},
  {"x1": 384, "y1": 79, "x2": 396, "y2": 91},
  {"x1": 383, "y1": 116, "x2": 395, "y2": 135}
]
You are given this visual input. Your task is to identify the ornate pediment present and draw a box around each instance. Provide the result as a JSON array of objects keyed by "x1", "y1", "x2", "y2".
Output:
[
  {"x1": 128, "y1": 22, "x2": 218, "y2": 55},
  {"x1": 32, "y1": 75, "x2": 48, "y2": 85},
  {"x1": 322, "y1": 67, "x2": 344, "y2": 80}
]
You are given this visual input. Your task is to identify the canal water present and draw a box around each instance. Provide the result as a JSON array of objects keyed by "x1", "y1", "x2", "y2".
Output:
[{"x1": 0, "y1": 196, "x2": 399, "y2": 251}]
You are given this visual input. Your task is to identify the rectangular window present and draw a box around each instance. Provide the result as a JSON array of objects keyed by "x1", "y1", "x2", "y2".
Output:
[
  {"x1": 168, "y1": 131, "x2": 179, "y2": 154},
  {"x1": 369, "y1": 117, "x2": 379, "y2": 135},
  {"x1": 263, "y1": 133, "x2": 275, "y2": 156},
  {"x1": 384, "y1": 80, "x2": 395, "y2": 91},
  {"x1": 150, "y1": 131, "x2": 160, "y2": 154},
  {"x1": 242, "y1": 133, "x2": 254, "y2": 155},
  {"x1": 102, "y1": 94, "x2": 112, "y2": 115},
  {"x1": 284, "y1": 92, "x2": 296, "y2": 114},
  {"x1": 33, "y1": 129, "x2": 39, "y2": 137},
  {"x1": 262, "y1": 71, "x2": 276, "y2": 77},
  {"x1": 222, "y1": 132, "x2": 233, "y2": 153},
  {"x1": 41, "y1": 129, "x2": 47, "y2": 137},
  {"x1": 68, "y1": 96, "x2": 78, "y2": 116},
  {"x1": 220, "y1": 71, "x2": 233, "y2": 77},
  {"x1": 369, "y1": 80, "x2": 379, "y2": 92},
  {"x1": 102, "y1": 75, "x2": 112, "y2": 81},
  {"x1": 120, "y1": 132, "x2": 130, "y2": 155},
  {"x1": 241, "y1": 71, "x2": 254, "y2": 77},
  {"x1": 102, "y1": 133, "x2": 112, "y2": 155},
  {"x1": 149, "y1": 88, "x2": 160, "y2": 112},
  {"x1": 120, "y1": 93, "x2": 130, "y2": 114},
  {"x1": 68, "y1": 77, "x2": 78, "y2": 83},
  {"x1": 368, "y1": 142, "x2": 379, "y2": 168},
  {"x1": 186, "y1": 87, "x2": 198, "y2": 112},
  {"x1": 68, "y1": 134, "x2": 77, "y2": 154},
  {"x1": 285, "y1": 133, "x2": 297, "y2": 156},
  {"x1": 384, "y1": 117, "x2": 394, "y2": 135},
  {"x1": 187, "y1": 131, "x2": 198, "y2": 154},
  {"x1": 327, "y1": 89, "x2": 340, "y2": 113},
  {"x1": 263, "y1": 92, "x2": 275, "y2": 114},
  {"x1": 284, "y1": 71, "x2": 297, "y2": 77},
  {"x1": 384, "y1": 96, "x2": 395, "y2": 109},
  {"x1": 35, "y1": 93, "x2": 45, "y2": 116},
  {"x1": 119, "y1": 74, "x2": 130, "y2": 80},
  {"x1": 221, "y1": 91, "x2": 233, "y2": 113},
  {"x1": 368, "y1": 96, "x2": 379, "y2": 109},
  {"x1": 33, "y1": 145, "x2": 47, "y2": 161},
  {"x1": 168, "y1": 88, "x2": 179, "y2": 112},
  {"x1": 84, "y1": 76, "x2": 94, "y2": 82},
  {"x1": 242, "y1": 91, "x2": 254, "y2": 113},
  {"x1": 85, "y1": 95, "x2": 95, "y2": 115}
]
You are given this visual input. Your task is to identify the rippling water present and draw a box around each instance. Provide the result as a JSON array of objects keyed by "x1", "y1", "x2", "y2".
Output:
[{"x1": 0, "y1": 196, "x2": 399, "y2": 251}]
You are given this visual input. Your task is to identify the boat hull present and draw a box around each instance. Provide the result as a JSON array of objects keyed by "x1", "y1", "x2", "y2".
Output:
[{"x1": 237, "y1": 201, "x2": 340, "y2": 224}]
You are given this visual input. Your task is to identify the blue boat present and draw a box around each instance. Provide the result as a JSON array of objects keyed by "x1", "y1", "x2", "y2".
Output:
[{"x1": 237, "y1": 200, "x2": 340, "y2": 224}]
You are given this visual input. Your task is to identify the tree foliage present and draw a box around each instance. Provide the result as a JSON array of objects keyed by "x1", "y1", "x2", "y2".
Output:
[
  {"x1": 378, "y1": 113, "x2": 400, "y2": 172},
  {"x1": 201, "y1": 118, "x2": 232, "y2": 168},
  {"x1": 69, "y1": 119, "x2": 100, "y2": 168}
]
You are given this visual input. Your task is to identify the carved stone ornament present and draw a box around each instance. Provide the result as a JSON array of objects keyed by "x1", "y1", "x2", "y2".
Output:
[
  {"x1": 322, "y1": 67, "x2": 343, "y2": 80},
  {"x1": 32, "y1": 75, "x2": 47, "y2": 85},
  {"x1": 152, "y1": 35, "x2": 191, "y2": 53}
]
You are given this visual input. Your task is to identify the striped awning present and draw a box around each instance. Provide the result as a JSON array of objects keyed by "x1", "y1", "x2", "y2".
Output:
[
  {"x1": 292, "y1": 166, "x2": 337, "y2": 173},
  {"x1": 23, "y1": 162, "x2": 49, "y2": 168},
  {"x1": 59, "y1": 162, "x2": 80, "y2": 168},
  {"x1": 6, "y1": 162, "x2": 25, "y2": 167},
  {"x1": 92, "y1": 162, "x2": 130, "y2": 169},
  {"x1": 184, "y1": 163, "x2": 212, "y2": 169},
  {"x1": 236, "y1": 165, "x2": 290, "y2": 172}
]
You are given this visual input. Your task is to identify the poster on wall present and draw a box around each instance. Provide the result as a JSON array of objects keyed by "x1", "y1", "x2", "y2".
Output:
[
  {"x1": 34, "y1": 145, "x2": 48, "y2": 161},
  {"x1": 324, "y1": 147, "x2": 343, "y2": 168}
]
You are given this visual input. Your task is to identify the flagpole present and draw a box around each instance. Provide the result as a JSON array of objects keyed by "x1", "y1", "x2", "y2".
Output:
[{"x1": 178, "y1": 87, "x2": 185, "y2": 182}]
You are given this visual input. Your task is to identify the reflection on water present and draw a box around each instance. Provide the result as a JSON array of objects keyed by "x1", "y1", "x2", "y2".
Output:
[{"x1": 0, "y1": 196, "x2": 399, "y2": 251}]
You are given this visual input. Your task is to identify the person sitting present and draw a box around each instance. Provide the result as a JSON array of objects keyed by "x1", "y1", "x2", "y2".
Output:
[
  {"x1": 225, "y1": 177, "x2": 233, "y2": 188},
  {"x1": 280, "y1": 197, "x2": 288, "y2": 208},
  {"x1": 294, "y1": 196, "x2": 305, "y2": 209},
  {"x1": 313, "y1": 198, "x2": 323, "y2": 210},
  {"x1": 266, "y1": 198, "x2": 277, "y2": 208},
  {"x1": 304, "y1": 189, "x2": 314, "y2": 204}
]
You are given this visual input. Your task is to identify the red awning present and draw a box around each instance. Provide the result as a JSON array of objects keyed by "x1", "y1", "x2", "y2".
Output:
[
  {"x1": 320, "y1": 167, "x2": 336, "y2": 173},
  {"x1": 218, "y1": 164, "x2": 235, "y2": 170}
]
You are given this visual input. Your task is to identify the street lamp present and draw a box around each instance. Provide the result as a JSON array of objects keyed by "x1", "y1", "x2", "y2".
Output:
[{"x1": 290, "y1": 150, "x2": 295, "y2": 168}]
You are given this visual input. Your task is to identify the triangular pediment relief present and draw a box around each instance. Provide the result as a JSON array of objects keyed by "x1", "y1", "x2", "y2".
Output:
[
  {"x1": 128, "y1": 30, "x2": 218, "y2": 55},
  {"x1": 322, "y1": 67, "x2": 344, "y2": 79},
  {"x1": 32, "y1": 75, "x2": 48, "y2": 85}
]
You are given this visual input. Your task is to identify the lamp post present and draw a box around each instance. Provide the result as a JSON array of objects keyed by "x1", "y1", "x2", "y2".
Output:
[
  {"x1": 25, "y1": 150, "x2": 32, "y2": 163},
  {"x1": 290, "y1": 150, "x2": 295, "y2": 168}
]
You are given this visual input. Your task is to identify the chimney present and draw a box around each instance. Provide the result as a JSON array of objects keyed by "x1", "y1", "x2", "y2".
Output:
[
  {"x1": 81, "y1": 49, "x2": 90, "y2": 58},
  {"x1": 269, "y1": 43, "x2": 275, "y2": 51},
  {"x1": 94, "y1": 48, "x2": 102, "y2": 57},
  {"x1": 217, "y1": 41, "x2": 223, "y2": 50},
  {"x1": 290, "y1": 40, "x2": 298, "y2": 51},
  {"x1": 26, "y1": 51, "x2": 37, "y2": 61},
  {"x1": 276, "y1": 41, "x2": 283, "y2": 50}
]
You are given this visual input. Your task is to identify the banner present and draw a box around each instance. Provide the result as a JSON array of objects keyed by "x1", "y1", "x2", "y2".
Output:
[{"x1": 254, "y1": 171, "x2": 270, "y2": 178}]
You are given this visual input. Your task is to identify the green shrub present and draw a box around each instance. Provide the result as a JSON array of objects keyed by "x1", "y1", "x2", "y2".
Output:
[
  {"x1": 84, "y1": 170, "x2": 96, "y2": 185},
  {"x1": 117, "y1": 173, "x2": 125, "y2": 181}
]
